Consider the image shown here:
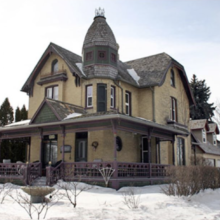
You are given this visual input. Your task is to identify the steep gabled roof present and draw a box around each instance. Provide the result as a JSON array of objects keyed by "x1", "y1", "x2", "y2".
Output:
[
  {"x1": 126, "y1": 53, "x2": 195, "y2": 105},
  {"x1": 207, "y1": 123, "x2": 220, "y2": 134},
  {"x1": 192, "y1": 133, "x2": 220, "y2": 156},
  {"x1": 30, "y1": 98, "x2": 85, "y2": 124},
  {"x1": 21, "y1": 43, "x2": 83, "y2": 93},
  {"x1": 190, "y1": 119, "x2": 210, "y2": 131}
]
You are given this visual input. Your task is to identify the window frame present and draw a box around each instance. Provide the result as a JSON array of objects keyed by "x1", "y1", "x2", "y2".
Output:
[
  {"x1": 85, "y1": 51, "x2": 93, "y2": 61},
  {"x1": 202, "y1": 128, "x2": 207, "y2": 143},
  {"x1": 51, "y1": 59, "x2": 58, "y2": 74},
  {"x1": 125, "y1": 91, "x2": 131, "y2": 116},
  {"x1": 110, "y1": 86, "x2": 116, "y2": 109},
  {"x1": 86, "y1": 85, "x2": 93, "y2": 108},
  {"x1": 97, "y1": 51, "x2": 107, "y2": 60},
  {"x1": 111, "y1": 53, "x2": 116, "y2": 63},
  {"x1": 170, "y1": 69, "x2": 175, "y2": 87},
  {"x1": 45, "y1": 85, "x2": 58, "y2": 100},
  {"x1": 170, "y1": 97, "x2": 177, "y2": 122},
  {"x1": 177, "y1": 137, "x2": 185, "y2": 166}
]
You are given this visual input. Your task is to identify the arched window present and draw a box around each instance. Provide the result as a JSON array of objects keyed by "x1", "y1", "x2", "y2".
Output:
[{"x1": 51, "y1": 59, "x2": 58, "y2": 74}]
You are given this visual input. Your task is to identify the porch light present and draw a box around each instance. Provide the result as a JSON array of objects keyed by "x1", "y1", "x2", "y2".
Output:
[{"x1": 49, "y1": 161, "x2": 52, "y2": 166}]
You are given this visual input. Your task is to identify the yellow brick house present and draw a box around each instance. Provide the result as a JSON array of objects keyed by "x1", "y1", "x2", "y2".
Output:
[{"x1": 0, "y1": 9, "x2": 195, "y2": 188}]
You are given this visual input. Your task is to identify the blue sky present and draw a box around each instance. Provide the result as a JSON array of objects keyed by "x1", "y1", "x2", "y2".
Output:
[{"x1": 0, "y1": 0, "x2": 220, "y2": 113}]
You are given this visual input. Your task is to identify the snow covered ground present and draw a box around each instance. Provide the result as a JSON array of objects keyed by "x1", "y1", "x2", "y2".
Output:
[{"x1": 0, "y1": 182, "x2": 220, "y2": 220}]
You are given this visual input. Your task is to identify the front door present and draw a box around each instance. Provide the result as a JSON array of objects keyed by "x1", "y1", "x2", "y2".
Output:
[
  {"x1": 75, "y1": 139, "x2": 87, "y2": 162},
  {"x1": 141, "y1": 137, "x2": 149, "y2": 163}
]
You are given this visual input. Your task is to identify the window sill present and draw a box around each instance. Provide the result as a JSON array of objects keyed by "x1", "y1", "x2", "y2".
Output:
[{"x1": 85, "y1": 107, "x2": 93, "y2": 109}]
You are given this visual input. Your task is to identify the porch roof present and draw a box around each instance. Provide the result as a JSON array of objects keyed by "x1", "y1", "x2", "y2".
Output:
[{"x1": 0, "y1": 113, "x2": 189, "y2": 140}]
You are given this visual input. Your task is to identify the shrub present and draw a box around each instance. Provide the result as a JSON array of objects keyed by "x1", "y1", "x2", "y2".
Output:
[{"x1": 162, "y1": 165, "x2": 220, "y2": 196}]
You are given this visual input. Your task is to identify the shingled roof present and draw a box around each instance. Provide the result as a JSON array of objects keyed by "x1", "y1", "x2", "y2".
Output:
[
  {"x1": 192, "y1": 133, "x2": 220, "y2": 156},
  {"x1": 190, "y1": 119, "x2": 210, "y2": 131},
  {"x1": 207, "y1": 123, "x2": 220, "y2": 134}
]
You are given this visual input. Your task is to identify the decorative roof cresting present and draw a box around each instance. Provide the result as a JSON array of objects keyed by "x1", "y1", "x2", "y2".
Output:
[{"x1": 95, "y1": 7, "x2": 105, "y2": 18}]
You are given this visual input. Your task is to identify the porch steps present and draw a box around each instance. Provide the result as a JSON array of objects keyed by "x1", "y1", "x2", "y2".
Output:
[{"x1": 31, "y1": 177, "x2": 47, "y2": 187}]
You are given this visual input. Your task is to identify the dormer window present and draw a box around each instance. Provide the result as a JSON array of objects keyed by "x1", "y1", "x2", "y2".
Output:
[
  {"x1": 111, "y1": 53, "x2": 116, "y2": 62},
  {"x1": 213, "y1": 132, "x2": 217, "y2": 146},
  {"x1": 52, "y1": 59, "x2": 58, "y2": 74},
  {"x1": 202, "y1": 128, "x2": 206, "y2": 143},
  {"x1": 170, "y1": 69, "x2": 175, "y2": 87}
]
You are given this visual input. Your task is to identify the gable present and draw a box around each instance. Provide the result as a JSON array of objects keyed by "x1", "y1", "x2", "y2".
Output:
[{"x1": 32, "y1": 103, "x2": 59, "y2": 124}]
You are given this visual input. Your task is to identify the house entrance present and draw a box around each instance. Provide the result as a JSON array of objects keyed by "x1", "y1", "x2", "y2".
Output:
[
  {"x1": 75, "y1": 132, "x2": 88, "y2": 162},
  {"x1": 141, "y1": 137, "x2": 149, "y2": 163},
  {"x1": 42, "y1": 135, "x2": 58, "y2": 174}
]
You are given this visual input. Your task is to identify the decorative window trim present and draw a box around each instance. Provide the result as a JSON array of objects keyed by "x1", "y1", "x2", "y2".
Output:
[
  {"x1": 170, "y1": 69, "x2": 175, "y2": 87},
  {"x1": 170, "y1": 97, "x2": 177, "y2": 122},
  {"x1": 125, "y1": 91, "x2": 131, "y2": 116},
  {"x1": 110, "y1": 86, "x2": 116, "y2": 109},
  {"x1": 86, "y1": 85, "x2": 93, "y2": 108},
  {"x1": 45, "y1": 85, "x2": 58, "y2": 100},
  {"x1": 202, "y1": 128, "x2": 206, "y2": 143},
  {"x1": 98, "y1": 51, "x2": 107, "y2": 60}
]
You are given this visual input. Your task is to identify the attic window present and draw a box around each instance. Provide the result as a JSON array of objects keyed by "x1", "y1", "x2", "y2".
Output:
[
  {"x1": 52, "y1": 59, "x2": 58, "y2": 74},
  {"x1": 170, "y1": 69, "x2": 175, "y2": 87},
  {"x1": 202, "y1": 128, "x2": 206, "y2": 143},
  {"x1": 46, "y1": 85, "x2": 58, "y2": 100}
]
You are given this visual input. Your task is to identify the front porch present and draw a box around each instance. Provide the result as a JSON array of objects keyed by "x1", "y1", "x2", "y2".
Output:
[{"x1": 0, "y1": 161, "x2": 169, "y2": 189}]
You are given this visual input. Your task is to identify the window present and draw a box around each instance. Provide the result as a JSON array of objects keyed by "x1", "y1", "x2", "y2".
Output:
[
  {"x1": 86, "y1": 85, "x2": 93, "y2": 108},
  {"x1": 111, "y1": 53, "x2": 116, "y2": 62},
  {"x1": 170, "y1": 97, "x2": 177, "y2": 121},
  {"x1": 85, "y1": 51, "x2": 93, "y2": 61},
  {"x1": 46, "y1": 86, "x2": 58, "y2": 100},
  {"x1": 51, "y1": 59, "x2": 58, "y2": 73},
  {"x1": 202, "y1": 128, "x2": 206, "y2": 143},
  {"x1": 125, "y1": 91, "x2": 131, "y2": 115},
  {"x1": 213, "y1": 132, "x2": 217, "y2": 145},
  {"x1": 98, "y1": 51, "x2": 106, "y2": 60},
  {"x1": 170, "y1": 69, "x2": 175, "y2": 87},
  {"x1": 110, "y1": 86, "x2": 115, "y2": 108},
  {"x1": 177, "y1": 138, "x2": 185, "y2": 166}
]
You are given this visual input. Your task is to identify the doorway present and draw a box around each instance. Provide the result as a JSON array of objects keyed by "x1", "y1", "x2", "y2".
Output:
[{"x1": 75, "y1": 132, "x2": 88, "y2": 162}]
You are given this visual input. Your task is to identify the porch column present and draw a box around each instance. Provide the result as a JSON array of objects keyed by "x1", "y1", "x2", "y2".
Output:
[
  {"x1": 39, "y1": 128, "x2": 43, "y2": 163},
  {"x1": 172, "y1": 135, "x2": 175, "y2": 165},
  {"x1": 28, "y1": 137, "x2": 31, "y2": 163},
  {"x1": 61, "y1": 126, "x2": 66, "y2": 161},
  {"x1": 148, "y1": 129, "x2": 152, "y2": 179},
  {"x1": 111, "y1": 120, "x2": 119, "y2": 189}
]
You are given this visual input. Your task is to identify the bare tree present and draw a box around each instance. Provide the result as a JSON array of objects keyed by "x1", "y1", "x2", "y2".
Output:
[
  {"x1": 121, "y1": 188, "x2": 141, "y2": 209},
  {"x1": 57, "y1": 180, "x2": 93, "y2": 209},
  {"x1": 0, "y1": 183, "x2": 14, "y2": 204}
]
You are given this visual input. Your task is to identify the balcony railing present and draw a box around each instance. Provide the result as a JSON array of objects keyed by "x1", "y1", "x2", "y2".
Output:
[{"x1": 40, "y1": 69, "x2": 67, "y2": 79}]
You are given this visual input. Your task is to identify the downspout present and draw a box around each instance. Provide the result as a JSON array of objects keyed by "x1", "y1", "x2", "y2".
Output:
[
  {"x1": 114, "y1": 80, "x2": 124, "y2": 114},
  {"x1": 150, "y1": 86, "x2": 155, "y2": 122}
]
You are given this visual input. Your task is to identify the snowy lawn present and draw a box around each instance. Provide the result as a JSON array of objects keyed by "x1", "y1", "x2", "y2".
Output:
[{"x1": 0, "y1": 182, "x2": 220, "y2": 220}]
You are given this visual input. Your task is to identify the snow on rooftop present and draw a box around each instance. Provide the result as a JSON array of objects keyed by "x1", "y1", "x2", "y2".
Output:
[
  {"x1": 63, "y1": 113, "x2": 82, "y2": 120},
  {"x1": 127, "y1": 68, "x2": 140, "y2": 85},
  {"x1": 5, "y1": 119, "x2": 31, "y2": 127},
  {"x1": 76, "y1": 63, "x2": 86, "y2": 76}
]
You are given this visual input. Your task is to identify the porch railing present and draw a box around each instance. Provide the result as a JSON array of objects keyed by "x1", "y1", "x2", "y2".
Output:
[
  {"x1": 46, "y1": 162, "x2": 169, "y2": 187},
  {"x1": 0, "y1": 162, "x2": 41, "y2": 185}
]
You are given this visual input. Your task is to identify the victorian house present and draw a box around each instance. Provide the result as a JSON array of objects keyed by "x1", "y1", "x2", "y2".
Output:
[{"x1": 0, "y1": 9, "x2": 196, "y2": 188}]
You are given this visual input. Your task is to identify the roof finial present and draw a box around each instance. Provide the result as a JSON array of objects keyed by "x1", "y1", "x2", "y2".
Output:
[{"x1": 95, "y1": 7, "x2": 105, "y2": 18}]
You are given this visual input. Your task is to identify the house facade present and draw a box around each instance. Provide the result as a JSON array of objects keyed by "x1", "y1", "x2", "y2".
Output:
[
  {"x1": 0, "y1": 9, "x2": 196, "y2": 187},
  {"x1": 190, "y1": 119, "x2": 220, "y2": 166}
]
